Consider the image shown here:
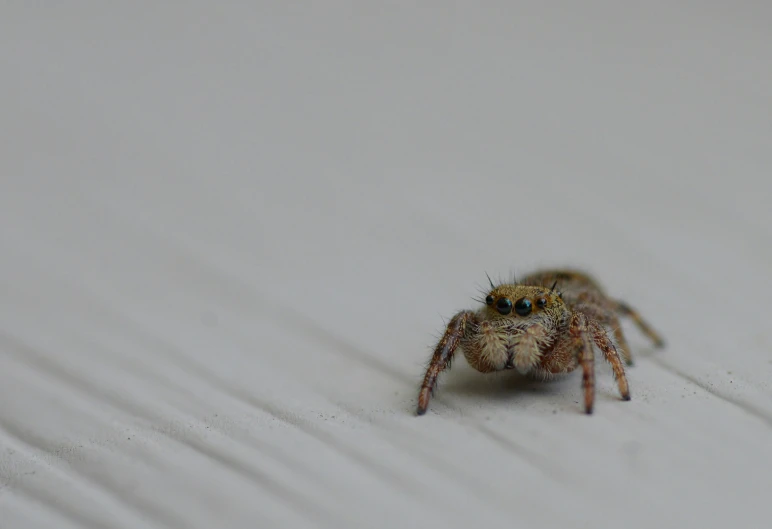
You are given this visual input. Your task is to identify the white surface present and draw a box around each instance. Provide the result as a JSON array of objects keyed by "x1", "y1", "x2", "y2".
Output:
[{"x1": 2, "y1": 3, "x2": 772, "y2": 528}]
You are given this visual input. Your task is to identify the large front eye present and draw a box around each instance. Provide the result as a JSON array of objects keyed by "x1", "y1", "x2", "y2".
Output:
[
  {"x1": 514, "y1": 298, "x2": 532, "y2": 316},
  {"x1": 496, "y1": 298, "x2": 513, "y2": 315}
]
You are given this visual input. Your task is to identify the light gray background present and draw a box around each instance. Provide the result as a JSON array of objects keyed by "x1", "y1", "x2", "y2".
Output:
[{"x1": 2, "y1": 2, "x2": 771, "y2": 528}]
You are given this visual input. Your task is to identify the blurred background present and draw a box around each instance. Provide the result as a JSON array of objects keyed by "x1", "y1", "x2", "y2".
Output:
[{"x1": 2, "y1": 3, "x2": 771, "y2": 529}]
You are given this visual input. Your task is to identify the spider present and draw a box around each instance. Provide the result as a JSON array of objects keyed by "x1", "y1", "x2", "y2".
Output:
[{"x1": 416, "y1": 269, "x2": 665, "y2": 415}]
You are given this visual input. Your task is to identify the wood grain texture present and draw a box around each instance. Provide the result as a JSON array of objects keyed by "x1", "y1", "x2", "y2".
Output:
[{"x1": 2, "y1": 3, "x2": 772, "y2": 529}]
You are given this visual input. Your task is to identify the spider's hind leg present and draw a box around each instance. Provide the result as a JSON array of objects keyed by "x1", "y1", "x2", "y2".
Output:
[
  {"x1": 590, "y1": 322, "x2": 631, "y2": 401},
  {"x1": 609, "y1": 315, "x2": 634, "y2": 366},
  {"x1": 614, "y1": 300, "x2": 666, "y2": 349}
]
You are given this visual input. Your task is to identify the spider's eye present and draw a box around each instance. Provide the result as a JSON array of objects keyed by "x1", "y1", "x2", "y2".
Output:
[
  {"x1": 536, "y1": 298, "x2": 547, "y2": 308},
  {"x1": 495, "y1": 298, "x2": 513, "y2": 315},
  {"x1": 485, "y1": 295, "x2": 494, "y2": 305},
  {"x1": 514, "y1": 298, "x2": 532, "y2": 316}
]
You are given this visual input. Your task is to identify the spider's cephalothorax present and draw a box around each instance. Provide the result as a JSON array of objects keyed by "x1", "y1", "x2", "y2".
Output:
[{"x1": 416, "y1": 269, "x2": 665, "y2": 415}]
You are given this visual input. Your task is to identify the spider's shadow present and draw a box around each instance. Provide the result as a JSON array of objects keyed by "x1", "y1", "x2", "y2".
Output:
[
  {"x1": 437, "y1": 345, "x2": 661, "y2": 408},
  {"x1": 628, "y1": 344, "x2": 660, "y2": 361},
  {"x1": 439, "y1": 364, "x2": 574, "y2": 406}
]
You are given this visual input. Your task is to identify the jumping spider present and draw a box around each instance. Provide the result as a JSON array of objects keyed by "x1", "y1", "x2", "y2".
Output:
[{"x1": 416, "y1": 269, "x2": 665, "y2": 415}]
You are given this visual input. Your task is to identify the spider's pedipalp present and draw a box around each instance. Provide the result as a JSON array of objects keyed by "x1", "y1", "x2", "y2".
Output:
[{"x1": 511, "y1": 323, "x2": 549, "y2": 375}]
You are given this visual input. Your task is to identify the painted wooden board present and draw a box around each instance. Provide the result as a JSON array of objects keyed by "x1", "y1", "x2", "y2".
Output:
[{"x1": 2, "y1": 3, "x2": 771, "y2": 528}]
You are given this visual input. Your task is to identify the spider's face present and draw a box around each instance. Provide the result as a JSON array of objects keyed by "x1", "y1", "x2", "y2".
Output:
[
  {"x1": 463, "y1": 284, "x2": 568, "y2": 374},
  {"x1": 481, "y1": 285, "x2": 565, "y2": 322}
]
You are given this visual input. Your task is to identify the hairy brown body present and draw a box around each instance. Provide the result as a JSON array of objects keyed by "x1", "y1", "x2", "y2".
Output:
[{"x1": 416, "y1": 269, "x2": 665, "y2": 415}]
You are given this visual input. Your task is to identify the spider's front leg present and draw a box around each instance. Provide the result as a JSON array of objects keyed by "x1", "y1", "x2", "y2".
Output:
[{"x1": 416, "y1": 310, "x2": 477, "y2": 415}]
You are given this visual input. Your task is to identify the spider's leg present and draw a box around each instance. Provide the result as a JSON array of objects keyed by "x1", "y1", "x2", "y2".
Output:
[
  {"x1": 609, "y1": 315, "x2": 634, "y2": 366},
  {"x1": 589, "y1": 321, "x2": 631, "y2": 401},
  {"x1": 613, "y1": 300, "x2": 666, "y2": 348},
  {"x1": 417, "y1": 311, "x2": 476, "y2": 416},
  {"x1": 571, "y1": 314, "x2": 596, "y2": 414}
]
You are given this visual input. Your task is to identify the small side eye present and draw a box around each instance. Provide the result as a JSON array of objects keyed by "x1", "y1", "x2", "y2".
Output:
[
  {"x1": 496, "y1": 298, "x2": 513, "y2": 315},
  {"x1": 536, "y1": 298, "x2": 547, "y2": 308},
  {"x1": 485, "y1": 295, "x2": 494, "y2": 305},
  {"x1": 514, "y1": 298, "x2": 532, "y2": 316}
]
